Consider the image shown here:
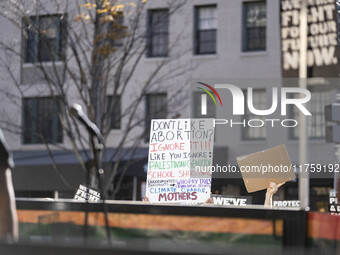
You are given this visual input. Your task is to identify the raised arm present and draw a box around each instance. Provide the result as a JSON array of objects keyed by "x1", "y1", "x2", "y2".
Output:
[
  {"x1": 0, "y1": 129, "x2": 18, "y2": 242},
  {"x1": 0, "y1": 168, "x2": 18, "y2": 242},
  {"x1": 264, "y1": 182, "x2": 285, "y2": 206}
]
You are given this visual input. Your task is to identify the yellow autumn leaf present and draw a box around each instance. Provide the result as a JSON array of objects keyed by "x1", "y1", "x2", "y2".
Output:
[
  {"x1": 115, "y1": 4, "x2": 124, "y2": 9},
  {"x1": 83, "y1": 3, "x2": 92, "y2": 9},
  {"x1": 97, "y1": 8, "x2": 108, "y2": 14},
  {"x1": 80, "y1": 3, "x2": 89, "y2": 8}
]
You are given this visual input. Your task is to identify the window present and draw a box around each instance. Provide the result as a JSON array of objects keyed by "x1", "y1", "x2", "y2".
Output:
[
  {"x1": 242, "y1": 1, "x2": 266, "y2": 52},
  {"x1": 147, "y1": 9, "x2": 169, "y2": 57},
  {"x1": 106, "y1": 12, "x2": 125, "y2": 48},
  {"x1": 242, "y1": 89, "x2": 266, "y2": 140},
  {"x1": 23, "y1": 97, "x2": 63, "y2": 144},
  {"x1": 107, "y1": 95, "x2": 121, "y2": 129},
  {"x1": 145, "y1": 93, "x2": 167, "y2": 141},
  {"x1": 195, "y1": 5, "x2": 217, "y2": 54},
  {"x1": 193, "y1": 92, "x2": 216, "y2": 118},
  {"x1": 23, "y1": 14, "x2": 67, "y2": 63},
  {"x1": 289, "y1": 90, "x2": 330, "y2": 139}
]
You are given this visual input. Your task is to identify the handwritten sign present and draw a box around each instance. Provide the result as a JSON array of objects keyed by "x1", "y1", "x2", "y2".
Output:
[{"x1": 146, "y1": 119, "x2": 214, "y2": 203}]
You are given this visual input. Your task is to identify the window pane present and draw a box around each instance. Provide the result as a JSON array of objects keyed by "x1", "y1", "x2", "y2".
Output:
[
  {"x1": 243, "y1": 89, "x2": 266, "y2": 140},
  {"x1": 151, "y1": 10, "x2": 168, "y2": 33},
  {"x1": 147, "y1": 9, "x2": 169, "y2": 57},
  {"x1": 309, "y1": 91, "x2": 330, "y2": 138},
  {"x1": 107, "y1": 95, "x2": 121, "y2": 129},
  {"x1": 152, "y1": 34, "x2": 168, "y2": 56},
  {"x1": 23, "y1": 97, "x2": 62, "y2": 144},
  {"x1": 245, "y1": 2, "x2": 266, "y2": 27},
  {"x1": 289, "y1": 91, "x2": 330, "y2": 139},
  {"x1": 243, "y1": 1, "x2": 266, "y2": 51},
  {"x1": 107, "y1": 12, "x2": 125, "y2": 47},
  {"x1": 23, "y1": 99, "x2": 35, "y2": 144},
  {"x1": 198, "y1": 7, "x2": 217, "y2": 30},
  {"x1": 39, "y1": 16, "x2": 58, "y2": 61},
  {"x1": 195, "y1": 6, "x2": 217, "y2": 54},
  {"x1": 145, "y1": 93, "x2": 167, "y2": 141},
  {"x1": 24, "y1": 15, "x2": 65, "y2": 63},
  {"x1": 198, "y1": 30, "x2": 216, "y2": 54},
  {"x1": 37, "y1": 98, "x2": 54, "y2": 142},
  {"x1": 25, "y1": 17, "x2": 38, "y2": 63}
]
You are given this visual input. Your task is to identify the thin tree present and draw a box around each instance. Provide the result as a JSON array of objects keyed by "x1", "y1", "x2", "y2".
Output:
[{"x1": 0, "y1": 0, "x2": 191, "y2": 198}]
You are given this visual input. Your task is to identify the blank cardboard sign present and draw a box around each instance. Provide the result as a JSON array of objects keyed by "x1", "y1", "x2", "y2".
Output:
[{"x1": 237, "y1": 144, "x2": 296, "y2": 193}]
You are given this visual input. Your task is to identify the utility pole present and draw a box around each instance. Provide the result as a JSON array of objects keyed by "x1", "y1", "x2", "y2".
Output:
[{"x1": 298, "y1": 0, "x2": 309, "y2": 209}]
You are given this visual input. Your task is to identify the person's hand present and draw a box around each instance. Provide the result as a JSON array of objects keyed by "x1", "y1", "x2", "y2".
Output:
[
  {"x1": 0, "y1": 128, "x2": 14, "y2": 171},
  {"x1": 266, "y1": 182, "x2": 285, "y2": 196},
  {"x1": 142, "y1": 196, "x2": 150, "y2": 203},
  {"x1": 204, "y1": 197, "x2": 213, "y2": 204},
  {"x1": 203, "y1": 192, "x2": 213, "y2": 205},
  {"x1": 264, "y1": 182, "x2": 285, "y2": 206}
]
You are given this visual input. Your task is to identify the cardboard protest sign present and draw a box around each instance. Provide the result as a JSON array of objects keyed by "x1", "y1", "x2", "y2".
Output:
[
  {"x1": 237, "y1": 144, "x2": 296, "y2": 193},
  {"x1": 146, "y1": 119, "x2": 214, "y2": 203}
]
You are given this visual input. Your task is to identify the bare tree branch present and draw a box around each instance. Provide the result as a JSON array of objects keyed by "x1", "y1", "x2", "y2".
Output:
[{"x1": 0, "y1": 0, "x2": 190, "y2": 198}]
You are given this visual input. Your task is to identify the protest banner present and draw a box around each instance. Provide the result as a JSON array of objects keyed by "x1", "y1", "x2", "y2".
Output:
[
  {"x1": 281, "y1": 0, "x2": 339, "y2": 77},
  {"x1": 212, "y1": 195, "x2": 252, "y2": 206},
  {"x1": 273, "y1": 200, "x2": 301, "y2": 207},
  {"x1": 329, "y1": 189, "x2": 340, "y2": 215},
  {"x1": 74, "y1": 184, "x2": 101, "y2": 202}
]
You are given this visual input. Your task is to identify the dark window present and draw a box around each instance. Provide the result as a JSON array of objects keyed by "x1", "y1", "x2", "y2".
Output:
[
  {"x1": 242, "y1": 89, "x2": 266, "y2": 140},
  {"x1": 195, "y1": 5, "x2": 217, "y2": 54},
  {"x1": 193, "y1": 91, "x2": 216, "y2": 118},
  {"x1": 106, "y1": 12, "x2": 125, "y2": 48},
  {"x1": 147, "y1": 9, "x2": 169, "y2": 57},
  {"x1": 107, "y1": 95, "x2": 121, "y2": 129},
  {"x1": 23, "y1": 14, "x2": 67, "y2": 63},
  {"x1": 145, "y1": 93, "x2": 167, "y2": 141},
  {"x1": 289, "y1": 90, "x2": 330, "y2": 139},
  {"x1": 23, "y1": 97, "x2": 63, "y2": 144},
  {"x1": 243, "y1": 1, "x2": 266, "y2": 52}
]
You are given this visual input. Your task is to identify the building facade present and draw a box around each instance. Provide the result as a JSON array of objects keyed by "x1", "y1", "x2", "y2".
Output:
[{"x1": 0, "y1": 0, "x2": 338, "y2": 210}]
